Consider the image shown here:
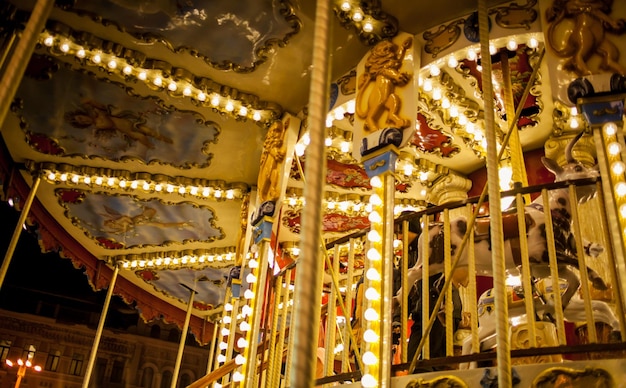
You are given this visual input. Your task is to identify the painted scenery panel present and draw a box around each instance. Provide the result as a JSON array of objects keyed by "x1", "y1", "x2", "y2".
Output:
[
  {"x1": 137, "y1": 266, "x2": 233, "y2": 309},
  {"x1": 58, "y1": 189, "x2": 223, "y2": 248},
  {"x1": 17, "y1": 59, "x2": 218, "y2": 167},
  {"x1": 70, "y1": 0, "x2": 300, "y2": 70}
]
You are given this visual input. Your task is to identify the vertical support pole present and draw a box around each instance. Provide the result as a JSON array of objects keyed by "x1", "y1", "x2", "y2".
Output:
[
  {"x1": 267, "y1": 274, "x2": 283, "y2": 388},
  {"x1": 399, "y1": 220, "x2": 409, "y2": 364},
  {"x1": 594, "y1": 124, "x2": 626, "y2": 331},
  {"x1": 420, "y1": 213, "x2": 431, "y2": 360},
  {"x1": 516, "y1": 192, "x2": 538, "y2": 348},
  {"x1": 542, "y1": 189, "x2": 567, "y2": 345},
  {"x1": 360, "y1": 148, "x2": 398, "y2": 388},
  {"x1": 205, "y1": 318, "x2": 219, "y2": 373},
  {"x1": 172, "y1": 285, "x2": 197, "y2": 388},
  {"x1": 323, "y1": 245, "x2": 340, "y2": 379},
  {"x1": 466, "y1": 204, "x2": 480, "y2": 355},
  {"x1": 380, "y1": 170, "x2": 395, "y2": 385},
  {"x1": 569, "y1": 183, "x2": 598, "y2": 343},
  {"x1": 0, "y1": 175, "x2": 41, "y2": 290},
  {"x1": 478, "y1": 1, "x2": 510, "y2": 386},
  {"x1": 500, "y1": 51, "x2": 529, "y2": 197},
  {"x1": 342, "y1": 239, "x2": 356, "y2": 371},
  {"x1": 276, "y1": 268, "x2": 292, "y2": 386},
  {"x1": 443, "y1": 210, "x2": 453, "y2": 357},
  {"x1": 243, "y1": 218, "x2": 272, "y2": 387},
  {"x1": 288, "y1": 0, "x2": 330, "y2": 385},
  {"x1": 0, "y1": 0, "x2": 53, "y2": 128},
  {"x1": 82, "y1": 264, "x2": 119, "y2": 388}
]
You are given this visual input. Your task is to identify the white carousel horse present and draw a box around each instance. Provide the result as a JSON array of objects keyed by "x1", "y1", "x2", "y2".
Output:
[
  {"x1": 396, "y1": 131, "x2": 607, "y2": 312},
  {"x1": 460, "y1": 282, "x2": 621, "y2": 369}
]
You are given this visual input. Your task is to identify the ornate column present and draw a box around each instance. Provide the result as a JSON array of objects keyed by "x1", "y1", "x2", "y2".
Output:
[{"x1": 427, "y1": 173, "x2": 472, "y2": 205}]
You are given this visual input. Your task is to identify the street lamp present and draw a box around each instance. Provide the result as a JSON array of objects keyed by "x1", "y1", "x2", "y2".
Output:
[{"x1": 6, "y1": 353, "x2": 41, "y2": 388}]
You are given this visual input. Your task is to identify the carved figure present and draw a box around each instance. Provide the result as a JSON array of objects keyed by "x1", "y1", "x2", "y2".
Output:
[
  {"x1": 355, "y1": 37, "x2": 413, "y2": 134},
  {"x1": 546, "y1": 0, "x2": 626, "y2": 76},
  {"x1": 257, "y1": 118, "x2": 289, "y2": 204}
]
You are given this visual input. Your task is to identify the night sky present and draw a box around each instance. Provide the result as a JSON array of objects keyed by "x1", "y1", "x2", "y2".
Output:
[{"x1": 0, "y1": 201, "x2": 139, "y2": 329}]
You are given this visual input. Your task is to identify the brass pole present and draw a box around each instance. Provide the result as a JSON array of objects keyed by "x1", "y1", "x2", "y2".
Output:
[
  {"x1": 172, "y1": 285, "x2": 197, "y2": 388},
  {"x1": 479, "y1": 1, "x2": 510, "y2": 385},
  {"x1": 288, "y1": 0, "x2": 331, "y2": 385},
  {"x1": 0, "y1": 0, "x2": 53, "y2": 127},
  {"x1": 82, "y1": 264, "x2": 119, "y2": 388},
  {"x1": 0, "y1": 175, "x2": 41, "y2": 290}
]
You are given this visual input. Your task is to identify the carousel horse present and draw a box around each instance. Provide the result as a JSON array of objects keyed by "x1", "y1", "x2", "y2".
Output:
[
  {"x1": 396, "y1": 132, "x2": 607, "y2": 313},
  {"x1": 460, "y1": 281, "x2": 621, "y2": 369}
]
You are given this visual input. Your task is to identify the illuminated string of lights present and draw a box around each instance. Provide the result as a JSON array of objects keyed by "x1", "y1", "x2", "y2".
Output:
[
  {"x1": 34, "y1": 162, "x2": 248, "y2": 202},
  {"x1": 39, "y1": 27, "x2": 280, "y2": 127},
  {"x1": 360, "y1": 175, "x2": 384, "y2": 388},
  {"x1": 110, "y1": 247, "x2": 236, "y2": 271},
  {"x1": 600, "y1": 122, "x2": 626, "y2": 242}
]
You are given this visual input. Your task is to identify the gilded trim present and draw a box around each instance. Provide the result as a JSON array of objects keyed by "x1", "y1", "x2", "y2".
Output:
[
  {"x1": 531, "y1": 366, "x2": 615, "y2": 388},
  {"x1": 55, "y1": 0, "x2": 302, "y2": 74}
]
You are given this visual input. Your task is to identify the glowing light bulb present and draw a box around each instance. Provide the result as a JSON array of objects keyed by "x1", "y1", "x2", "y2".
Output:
[
  {"x1": 361, "y1": 373, "x2": 377, "y2": 388},
  {"x1": 608, "y1": 142, "x2": 622, "y2": 156},
  {"x1": 367, "y1": 248, "x2": 381, "y2": 261},
  {"x1": 615, "y1": 181, "x2": 626, "y2": 197},
  {"x1": 362, "y1": 351, "x2": 378, "y2": 365},
  {"x1": 363, "y1": 328, "x2": 379, "y2": 342},
  {"x1": 366, "y1": 268, "x2": 381, "y2": 281},
  {"x1": 364, "y1": 287, "x2": 380, "y2": 301},
  {"x1": 612, "y1": 161, "x2": 626, "y2": 175},
  {"x1": 364, "y1": 307, "x2": 379, "y2": 321},
  {"x1": 604, "y1": 122, "x2": 618, "y2": 136},
  {"x1": 370, "y1": 176, "x2": 382, "y2": 188}
]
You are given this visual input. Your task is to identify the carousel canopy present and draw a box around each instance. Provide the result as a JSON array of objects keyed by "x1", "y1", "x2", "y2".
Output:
[{"x1": 0, "y1": 0, "x2": 613, "y2": 343}]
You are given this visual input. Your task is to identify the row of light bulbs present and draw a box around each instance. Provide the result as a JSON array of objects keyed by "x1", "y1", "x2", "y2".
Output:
[
  {"x1": 360, "y1": 175, "x2": 385, "y2": 388},
  {"x1": 602, "y1": 123, "x2": 626, "y2": 238},
  {"x1": 40, "y1": 30, "x2": 277, "y2": 126},
  {"x1": 233, "y1": 252, "x2": 262, "y2": 384},
  {"x1": 113, "y1": 248, "x2": 237, "y2": 270},
  {"x1": 38, "y1": 163, "x2": 246, "y2": 202},
  {"x1": 336, "y1": 1, "x2": 384, "y2": 34},
  {"x1": 283, "y1": 192, "x2": 425, "y2": 218}
]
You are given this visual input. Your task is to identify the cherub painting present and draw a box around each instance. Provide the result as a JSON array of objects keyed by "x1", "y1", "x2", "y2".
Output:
[
  {"x1": 65, "y1": 99, "x2": 173, "y2": 149},
  {"x1": 16, "y1": 61, "x2": 218, "y2": 167}
]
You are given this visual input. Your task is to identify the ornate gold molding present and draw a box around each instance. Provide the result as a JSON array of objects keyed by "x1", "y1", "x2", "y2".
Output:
[
  {"x1": 531, "y1": 366, "x2": 614, "y2": 388},
  {"x1": 493, "y1": 0, "x2": 538, "y2": 30},
  {"x1": 428, "y1": 173, "x2": 472, "y2": 205},
  {"x1": 404, "y1": 375, "x2": 468, "y2": 388},
  {"x1": 54, "y1": 0, "x2": 302, "y2": 74},
  {"x1": 333, "y1": 0, "x2": 399, "y2": 46},
  {"x1": 544, "y1": 131, "x2": 596, "y2": 168},
  {"x1": 37, "y1": 21, "x2": 283, "y2": 128}
]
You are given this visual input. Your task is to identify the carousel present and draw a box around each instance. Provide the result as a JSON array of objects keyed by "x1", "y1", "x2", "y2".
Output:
[{"x1": 0, "y1": 0, "x2": 626, "y2": 387}]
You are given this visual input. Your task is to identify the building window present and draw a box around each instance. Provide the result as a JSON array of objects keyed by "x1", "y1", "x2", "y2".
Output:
[
  {"x1": 150, "y1": 325, "x2": 161, "y2": 339},
  {"x1": 160, "y1": 370, "x2": 172, "y2": 388},
  {"x1": 45, "y1": 351, "x2": 60, "y2": 372},
  {"x1": 179, "y1": 373, "x2": 192, "y2": 387},
  {"x1": 95, "y1": 357, "x2": 107, "y2": 382},
  {"x1": 167, "y1": 328, "x2": 179, "y2": 342},
  {"x1": 110, "y1": 360, "x2": 125, "y2": 383},
  {"x1": 21, "y1": 345, "x2": 36, "y2": 362},
  {"x1": 0, "y1": 340, "x2": 11, "y2": 363},
  {"x1": 141, "y1": 367, "x2": 154, "y2": 388},
  {"x1": 69, "y1": 353, "x2": 84, "y2": 376},
  {"x1": 141, "y1": 368, "x2": 154, "y2": 388}
]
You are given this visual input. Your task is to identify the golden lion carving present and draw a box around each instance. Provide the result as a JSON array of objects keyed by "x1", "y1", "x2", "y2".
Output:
[
  {"x1": 356, "y1": 37, "x2": 413, "y2": 134},
  {"x1": 546, "y1": 0, "x2": 626, "y2": 76}
]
